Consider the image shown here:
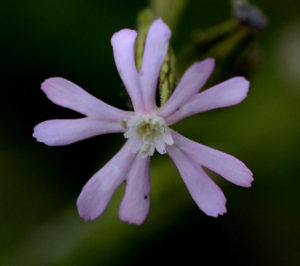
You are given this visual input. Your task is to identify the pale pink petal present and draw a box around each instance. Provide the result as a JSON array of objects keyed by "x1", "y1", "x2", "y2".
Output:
[
  {"x1": 41, "y1": 77, "x2": 131, "y2": 121},
  {"x1": 159, "y1": 58, "x2": 215, "y2": 118},
  {"x1": 165, "y1": 77, "x2": 250, "y2": 125},
  {"x1": 119, "y1": 154, "x2": 151, "y2": 225},
  {"x1": 140, "y1": 19, "x2": 171, "y2": 112},
  {"x1": 111, "y1": 29, "x2": 144, "y2": 112},
  {"x1": 172, "y1": 132, "x2": 253, "y2": 187},
  {"x1": 77, "y1": 141, "x2": 137, "y2": 221},
  {"x1": 167, "y1": 145, "x2": 227, "y2": 217},
  {"x1": 33, "y1": 118, "x2": 125, "y2": 146}
]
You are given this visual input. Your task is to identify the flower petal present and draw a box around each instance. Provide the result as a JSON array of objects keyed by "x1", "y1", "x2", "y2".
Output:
[
  {"x1": 159, "y1": 58, "x2": 215, "y2": 118},
  {"x1": 33, "y1": 118, "x2": 125, "y2": 146},
  {"x1": 172, "y1": 132, "x2": 253, "y2": 187},
  {"x1": 167, "y1": 145, "x2": 227, "y2": 217},
  {"x1": 41, "y1": 77, "x2": 131, "y2": 121},
  {"x1": 119, "y1": 154, "x2": 151, "y2": 225},
  {"x1": 111, "y1": 29, "x2": 144, "y2": 112},
  {"x1": 77, "y1": 141, "x2": 137, "y2": 221},
  {"x1": 165, "y1": 77, "x2": 250, "y2": 125},
  {"x1": 163, "y1": 132, "x2": 174, "y2": 145},
  {"x1": 140, "y1": 19, "x2": 171, "y2": 112}
]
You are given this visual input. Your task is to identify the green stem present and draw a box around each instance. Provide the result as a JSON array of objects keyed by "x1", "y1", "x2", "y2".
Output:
[{"x1": 135, "y1": 9, "x2": 154, "y2": 71}]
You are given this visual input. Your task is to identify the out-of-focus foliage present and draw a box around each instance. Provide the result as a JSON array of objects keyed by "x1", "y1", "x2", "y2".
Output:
[{"x1": 0, "y1": 0, "x2": 299, "y2": 265}]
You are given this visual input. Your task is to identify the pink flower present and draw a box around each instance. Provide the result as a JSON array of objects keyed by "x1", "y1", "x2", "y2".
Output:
[{"x1": 33, "y1": 19, "x2": 253, "y2": 225}]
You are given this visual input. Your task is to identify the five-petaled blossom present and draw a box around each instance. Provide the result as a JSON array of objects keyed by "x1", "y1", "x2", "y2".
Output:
[{"x1": 33, "y1": 19, "x2": 253, "y2": 225}]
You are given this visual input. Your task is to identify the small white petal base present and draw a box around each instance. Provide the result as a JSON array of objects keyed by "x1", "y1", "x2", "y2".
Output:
[{"x1": 124, "y1": 114, "x2": 173, "y2": 157}]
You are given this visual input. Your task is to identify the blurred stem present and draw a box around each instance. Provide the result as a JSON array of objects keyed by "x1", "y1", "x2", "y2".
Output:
[
  {"x1": 135, "y1": 9, "x2": 154, "y2": 71},
  {"x1": 150, "y1": 0, "x2": 188, "y2": 31},
  {"x1": 208, "y1": 26, "x2": 250, "y2": 59},
  {"x1": 192, "y1": 19, "x2": 240, "y2": 46},
  {"x1": 177, "y1": 18, "x2": 261, "y2": 76}
]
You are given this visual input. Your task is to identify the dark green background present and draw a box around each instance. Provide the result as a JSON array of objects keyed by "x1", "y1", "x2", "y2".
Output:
[{"x1": 0, "y1": 0, "x2": 299, "y2": 265}]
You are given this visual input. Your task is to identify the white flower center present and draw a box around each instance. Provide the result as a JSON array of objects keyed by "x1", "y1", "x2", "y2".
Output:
[{"x1": 124, "y1": 114, "x2": 174, "y2": 157}]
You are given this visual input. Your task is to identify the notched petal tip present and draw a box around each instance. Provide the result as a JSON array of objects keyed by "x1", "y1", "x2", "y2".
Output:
[
  {"x1": 32, "y1": 128, "x2": 41, "y2": 142},
  {"x1": 41, "y1": 77, "x2": 55, "y2": 90},
  {"x1": 119, "y1": 214, "x2": 146, "y2": 226},
  {"x1": 240, "y1": 171, "x2": 254, "y2": 188},
  {"x1": 209, "y1": 208, "x2": 227, "y2": 218},
  {"x1": 202, "y1": 192, "x2": 227, "y2": 218},
  {"x1": 76, "y1": 199, "x2": 97, "y2": 222},
  {"x1": 77, "y1": 207, "x2": 93, "y2": 222},
  {"x1": 207, "y1": 203, "x2": 227, "y2": 218},
  {"x1": 32, "y1": 122, "x2": 54, "y2": 146}
]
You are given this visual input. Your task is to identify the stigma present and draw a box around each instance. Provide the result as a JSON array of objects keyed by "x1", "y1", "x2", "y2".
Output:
[{"x1": 124, "y1": 114, "x2": 174, "y2": 157}]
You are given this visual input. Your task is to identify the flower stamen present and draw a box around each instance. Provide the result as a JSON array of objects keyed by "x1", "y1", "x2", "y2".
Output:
[{"x1": 124, "y1": 114, "x2": 173, "y2": 157}]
